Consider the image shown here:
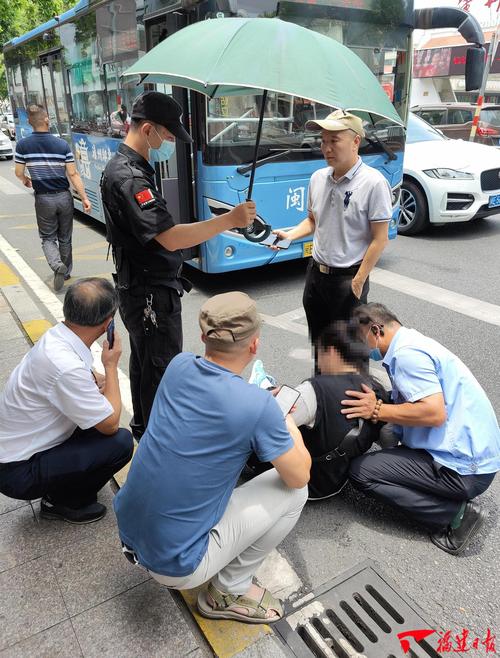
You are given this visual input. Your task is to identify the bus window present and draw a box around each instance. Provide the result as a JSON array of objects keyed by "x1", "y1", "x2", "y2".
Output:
[
  {"x1": 60, "y1": 15, "x2": 108, "y2": 134},
  {"x1": 23, "y1": 58, "x2": 45, "y2": 108},
  {"x1": 40, "y1": 57, "x2": 60, "y2": 136},
  {"x1": 104, "y1": 60, "x2": 145, "y2": 138}
]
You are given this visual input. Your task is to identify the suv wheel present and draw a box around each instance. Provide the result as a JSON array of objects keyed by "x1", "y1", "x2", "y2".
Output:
[{"x1": 398, "y1": 180, "x2": 429, "y2": 235}]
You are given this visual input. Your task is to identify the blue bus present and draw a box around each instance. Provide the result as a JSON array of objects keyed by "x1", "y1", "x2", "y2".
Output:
[{"x1": 3, "y1": 0, "x2": 484, "y2": 273}]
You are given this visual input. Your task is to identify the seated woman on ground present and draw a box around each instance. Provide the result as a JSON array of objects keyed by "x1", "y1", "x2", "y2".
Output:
[{"x1": 246, "y1": 321, "x2": 391, "y2": 500}]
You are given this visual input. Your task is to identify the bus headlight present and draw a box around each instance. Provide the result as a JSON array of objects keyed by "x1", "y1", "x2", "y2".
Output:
[{"x1": 224, "y1": 246, "x2": 234, "y2": 258}]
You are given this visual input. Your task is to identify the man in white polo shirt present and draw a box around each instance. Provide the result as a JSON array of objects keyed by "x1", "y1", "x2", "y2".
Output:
[
  {"x1": 0, "y1": 278, "x2": 133, "y2": 524},
  {"x1": 274, "y1": 110, "x2": 392, "y2": 342}
]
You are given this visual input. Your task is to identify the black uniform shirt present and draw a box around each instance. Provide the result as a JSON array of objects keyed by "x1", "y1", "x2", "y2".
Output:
[{"x1": 101, "y1": 143, "x2": 183, "y2": 285}]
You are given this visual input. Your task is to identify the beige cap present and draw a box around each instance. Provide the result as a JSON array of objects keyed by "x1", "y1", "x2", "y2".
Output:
[
  {"x1": 306, "y1": 110, "x2": 365, "y2": 138},
  {"x1": 199, "y1": 292, "x2": 261, "y2": 343}
]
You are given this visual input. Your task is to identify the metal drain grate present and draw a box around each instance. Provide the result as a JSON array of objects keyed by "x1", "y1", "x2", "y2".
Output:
[{"x1": 274, "y1": 560, "x2": 460, "y2": 658}]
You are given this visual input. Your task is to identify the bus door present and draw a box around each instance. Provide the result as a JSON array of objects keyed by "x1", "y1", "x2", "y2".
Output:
[
  {"x1": 144, "y1": 10, "x2": 197, "y2": 259},
  {"x1": 39, "y1": 52, "x2": 71, "y2": 141}
]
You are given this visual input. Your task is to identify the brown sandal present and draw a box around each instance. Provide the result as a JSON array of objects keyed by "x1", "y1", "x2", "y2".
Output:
[{"x1": 197, "y1": 582, "x2": 283, "y2": 624}]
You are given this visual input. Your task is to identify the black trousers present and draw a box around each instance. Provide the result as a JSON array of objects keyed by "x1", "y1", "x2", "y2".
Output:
[
  {"x1": 302, "y1": 260, "x2": 369, "y2": 342},
  {"x1": 118, "y1": 284, "x2": 182, "y2": 439},
  {"x1": 0, "y1": 427, "x2": 133, "y2": 508},
  {"x1": 349, "y1": 446, "x2": 495, "y2": 530}
]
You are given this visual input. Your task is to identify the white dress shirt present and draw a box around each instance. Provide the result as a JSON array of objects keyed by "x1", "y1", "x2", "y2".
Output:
[{"x1": 0, "y1": 323, "x2": 113, "y2": 463}]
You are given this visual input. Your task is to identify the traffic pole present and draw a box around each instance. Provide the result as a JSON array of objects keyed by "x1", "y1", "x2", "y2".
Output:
[{"x1": 469, "y1": 23, "x2": 500, "y2": 141}]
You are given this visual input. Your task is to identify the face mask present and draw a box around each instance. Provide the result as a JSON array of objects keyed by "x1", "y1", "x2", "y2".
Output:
[
  {"x1": 147, "y1": 127, "x2": 175, "y2": 162},
  {"x1": 368, "y1": 327, "x2": 383, "y2": 361}
]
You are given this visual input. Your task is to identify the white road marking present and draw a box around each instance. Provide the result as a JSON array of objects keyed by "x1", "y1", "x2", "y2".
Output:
[
  {"x1": 0, "y1": 232, "x2": 133, "y2": 416},
  {"x1": 262, "y1": 312, "x2": 308, "y2": 336},
  {"x1": 289, "y1": 347, "x2": 313, "y2": 360},
  {"x1": 0, "y1": 175, "x2": 29, "y2": 196},
  {"x1": 266, "y1": 267, "x2": 500, "y2": 335},
  {"x1": 371, "y1": 267, "x2": 500, "y2": 327}
]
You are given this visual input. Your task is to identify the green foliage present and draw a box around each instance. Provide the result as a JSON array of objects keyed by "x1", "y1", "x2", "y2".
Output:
[{"x1": 0, "y1": 0, "x2": 74, "y2": 100}]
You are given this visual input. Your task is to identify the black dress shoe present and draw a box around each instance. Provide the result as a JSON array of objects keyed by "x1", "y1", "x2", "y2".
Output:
[
  {"x1": 430, "y1": 501, "x2": 486, "y2": 555},
  {"x1": 40, "y1": 497, "x2": 107, "y2": 524}
]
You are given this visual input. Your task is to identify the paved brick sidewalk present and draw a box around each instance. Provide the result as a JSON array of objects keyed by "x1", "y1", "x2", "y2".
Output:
[{"x1": 0, "y1": 290, "x2": 206, "y2": 658}]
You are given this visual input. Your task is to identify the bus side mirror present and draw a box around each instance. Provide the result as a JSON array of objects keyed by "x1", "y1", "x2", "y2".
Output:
[{"x1": 465, "y1": 46, "x2": 485, "y2": 91}]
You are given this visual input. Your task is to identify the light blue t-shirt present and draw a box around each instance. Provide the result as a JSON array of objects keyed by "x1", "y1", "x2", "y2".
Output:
[
  {"x1": 383, "y1": 327, "x2": 500, "y2": 475},
  {"x1": 113, "y1": 353, "x2": 294, "y2": 577}
]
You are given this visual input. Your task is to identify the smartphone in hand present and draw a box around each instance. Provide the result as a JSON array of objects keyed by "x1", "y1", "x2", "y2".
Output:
[
  {"x1": 261, "y1": 234, "x2": 292, "y2": 250},
  {"x1": 275, "y1": 385, "x2": 300, "y2": 417},
  {"x1": 106, "y1": 319, "x2": 115, "y2": 349}
]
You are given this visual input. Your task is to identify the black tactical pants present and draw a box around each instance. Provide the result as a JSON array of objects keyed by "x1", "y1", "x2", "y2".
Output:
[{"x1": 118, "y1": 284, "x2": 182, "y2": 440}]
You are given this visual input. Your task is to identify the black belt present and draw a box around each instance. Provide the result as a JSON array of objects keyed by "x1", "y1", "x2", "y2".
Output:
[
  {"x1": 312, "y1": 259, "x2": 361, "y2": 276},
  {"x1": 35, "y1": 189, "x2": 70, "y2": 196}
]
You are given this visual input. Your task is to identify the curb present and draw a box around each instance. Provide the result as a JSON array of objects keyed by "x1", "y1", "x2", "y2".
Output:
[{"x1": 0, "y1": 261, "x2": 53, "y2": 344}]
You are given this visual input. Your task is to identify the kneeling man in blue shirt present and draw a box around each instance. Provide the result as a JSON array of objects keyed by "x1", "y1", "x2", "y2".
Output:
[
  {"x1": 114, "y1": 292, "x2": 311, "y2": 623},
  {"x1": 343, "y1": 303, "x2": 500, "y2": 555}
]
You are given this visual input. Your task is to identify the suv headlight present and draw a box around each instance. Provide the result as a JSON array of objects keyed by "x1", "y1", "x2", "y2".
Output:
[{"x1": 423, "y1": 168, "x2": 474, "y2": 180}]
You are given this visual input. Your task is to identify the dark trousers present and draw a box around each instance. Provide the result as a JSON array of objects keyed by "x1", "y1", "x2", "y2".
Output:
[
  {"x1": 349, "y1": 446, "x2": 495, "y2": 530},
  {"x1": 302, "y1": 260, "x2": 369, "y2": 342},
  {"x1": 118, "y1": 284, "x2": 182, "y2": 439},
  {"x1": 0, "y1": 427, "x2": 133, "y2": 508}
]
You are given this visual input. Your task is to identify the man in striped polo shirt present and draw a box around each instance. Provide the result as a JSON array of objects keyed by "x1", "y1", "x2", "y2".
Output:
[{"x1": 15, "y1": 104, "x2": 91, "y2": 291}]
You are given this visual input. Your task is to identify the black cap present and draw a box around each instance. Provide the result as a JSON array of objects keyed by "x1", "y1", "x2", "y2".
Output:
[{"x1": 131, "y1": 91, "x2": 192, "y2": 143}]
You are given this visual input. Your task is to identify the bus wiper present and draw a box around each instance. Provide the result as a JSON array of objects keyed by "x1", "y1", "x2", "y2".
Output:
[
  {"x1": 365, "y1": 134, "x2": 397, "y2": 162},
  {"x1": 236, "y1": 146, "x2": 321, "y2": 175}
]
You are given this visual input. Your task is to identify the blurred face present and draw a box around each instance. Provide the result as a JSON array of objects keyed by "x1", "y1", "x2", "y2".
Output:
[
  {"x1": 321, "y1": 129, "x2": 360, "y2": 172},
  {"x1": 317, "y1": 345, "x2": 346, "y2": 374}
]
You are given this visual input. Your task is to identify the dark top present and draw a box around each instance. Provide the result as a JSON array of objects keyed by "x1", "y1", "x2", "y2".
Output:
[
  {"x1": 14, "y1": 132, "x2": 74, "y2": 194},
  {"x1": 301, "y1": 373, "x2": 382, "y2": 500},
  {"x1": 101, "y1": 143, "x2": 183, "y2": 287}
]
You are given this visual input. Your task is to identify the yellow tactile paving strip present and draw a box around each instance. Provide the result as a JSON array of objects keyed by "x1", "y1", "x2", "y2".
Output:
[
  {"x1": 0, "y1": 262, "x2": 19, "y2": 287},
  {"x1": 180, "y1": 588, "x2": 272, "y2": 658},
  {"x1": 22, "y1": 319, "x2": 52, "y2": 342}
]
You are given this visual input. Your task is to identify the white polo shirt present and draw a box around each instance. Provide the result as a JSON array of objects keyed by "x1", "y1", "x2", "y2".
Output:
[
  {"x1": 0, "y1": 323, "x2": 113, "y2": 463},
  {"x1": 308, "y1": 158, "x2": 392, "y2": 268}
]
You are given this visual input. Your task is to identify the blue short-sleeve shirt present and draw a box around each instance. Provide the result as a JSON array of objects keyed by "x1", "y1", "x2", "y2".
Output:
[
  {"x1": 383, "y1": 327, "x2": 500, "y2": 475},
  {"x1": 113, "y1": 353, "x2": 294, "y2": 577},
  {"x1": 15, "y1": 132, "x2": 74, "y2": 194}
]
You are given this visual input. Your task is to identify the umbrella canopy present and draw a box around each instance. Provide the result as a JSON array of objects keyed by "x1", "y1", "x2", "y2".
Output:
[{"x1": 122, "y1": 17, "x2": 403, "y2": 125}]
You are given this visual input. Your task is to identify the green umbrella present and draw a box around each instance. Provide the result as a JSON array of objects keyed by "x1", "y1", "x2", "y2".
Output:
[{"x1": 123, "y1": 17, "x2": 403, "y2": 241}]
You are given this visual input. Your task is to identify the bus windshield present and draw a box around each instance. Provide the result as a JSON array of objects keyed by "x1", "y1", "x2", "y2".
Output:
[{"x1": 204, "y1": 0, "x2": 411, "y2": 165}]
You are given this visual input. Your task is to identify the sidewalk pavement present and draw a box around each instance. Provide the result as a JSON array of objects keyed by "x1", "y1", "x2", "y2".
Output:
[{"x1": 0, "y1": 265, "x2": 289, "y2": 658}]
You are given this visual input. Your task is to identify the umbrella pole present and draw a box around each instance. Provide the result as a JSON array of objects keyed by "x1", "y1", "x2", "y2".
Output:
[{"x1": 246, "y1": 89, "x2": 268, "y2": 201}]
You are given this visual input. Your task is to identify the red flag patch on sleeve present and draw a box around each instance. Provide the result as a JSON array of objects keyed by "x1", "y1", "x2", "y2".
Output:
[{"x1": 134, "y1": 188, "x2": 155, "y2": 209}]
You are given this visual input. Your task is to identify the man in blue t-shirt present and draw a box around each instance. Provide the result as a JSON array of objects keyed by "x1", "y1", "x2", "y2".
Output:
[
  {"x1": 343, "y1": 303, "x2": 500, "y2": 555},
  {"x1": 114, "y1": 292, "x2": 311, "y2": 623},
  {"x1": 15, "y1": 104, "x2": 91, "y2": 291}
]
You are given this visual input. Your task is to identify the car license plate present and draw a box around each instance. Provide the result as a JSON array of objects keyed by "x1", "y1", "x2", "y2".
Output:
[
  {"x1": 303, "y1": 241, "x2": 313, "y2": 258},
  {"x1": 488, "y1": 194, "x2": 500, "y2": 208}
]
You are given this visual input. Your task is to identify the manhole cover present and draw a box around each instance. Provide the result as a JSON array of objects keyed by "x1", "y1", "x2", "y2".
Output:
[{"x1": 274, "y1": 560, "x2": 458, "y2": 658}]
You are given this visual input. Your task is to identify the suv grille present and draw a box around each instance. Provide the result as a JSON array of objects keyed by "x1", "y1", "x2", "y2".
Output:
[{"x1": 481, "y1": 169, "x2": 500, "y2": 191}]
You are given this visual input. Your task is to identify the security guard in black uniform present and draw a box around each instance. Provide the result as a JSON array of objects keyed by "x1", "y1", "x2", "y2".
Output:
[{"x1": 101, "y1": 92, "x2": 256, "y2": 440}]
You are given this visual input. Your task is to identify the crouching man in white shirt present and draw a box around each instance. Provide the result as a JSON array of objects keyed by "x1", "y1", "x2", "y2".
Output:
[{"x1": 0, "y1": 278, "x2": 133, "y2": 524}]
